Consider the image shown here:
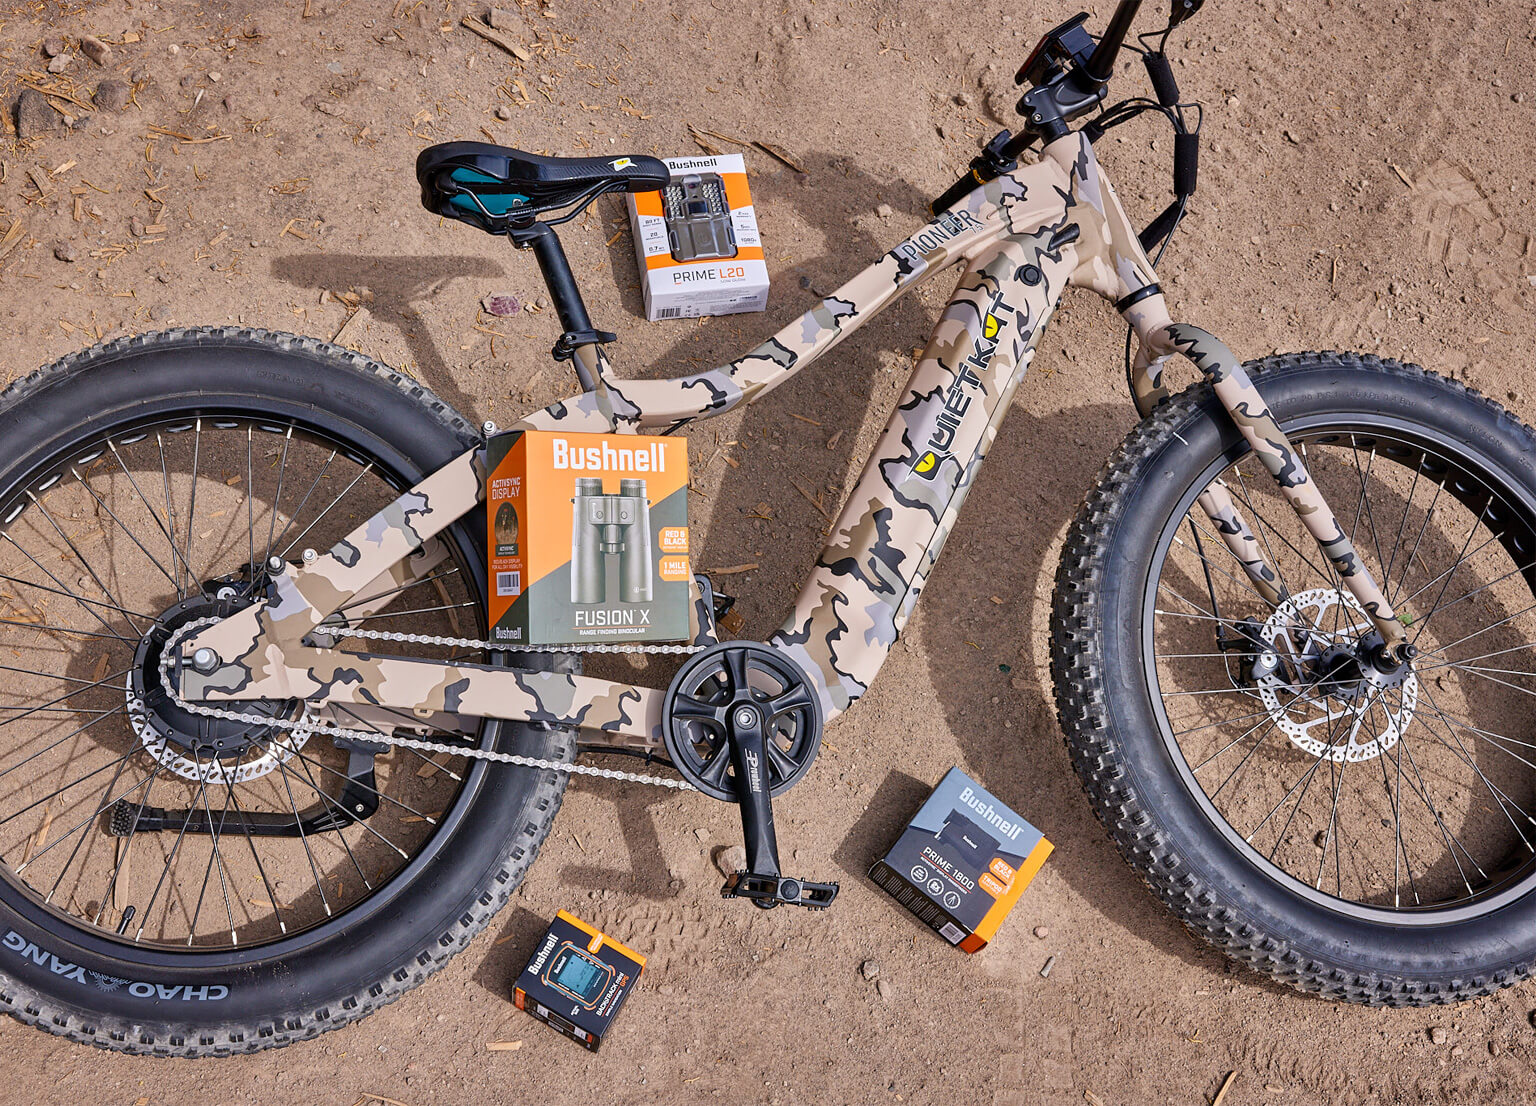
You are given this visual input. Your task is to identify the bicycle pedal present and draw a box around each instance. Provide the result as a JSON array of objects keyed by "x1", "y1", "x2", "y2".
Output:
[{"x1": 721, "y1": 871, "x2": 839, "y2": 910}]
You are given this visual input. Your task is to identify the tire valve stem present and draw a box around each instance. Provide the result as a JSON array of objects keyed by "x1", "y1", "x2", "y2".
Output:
[{"x1": 116, "y1": 905, "x2": 135, "y2": 936}]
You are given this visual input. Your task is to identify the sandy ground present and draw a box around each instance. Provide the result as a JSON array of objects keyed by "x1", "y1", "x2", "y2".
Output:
[{"x1": 2, "y1": 0, "x2": 1536, "y2": 1103}]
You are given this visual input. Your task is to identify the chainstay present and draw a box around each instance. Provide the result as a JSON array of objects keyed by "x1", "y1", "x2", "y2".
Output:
[{"x1": 157, "y1": 617, "x2": 698, "y2": 790}]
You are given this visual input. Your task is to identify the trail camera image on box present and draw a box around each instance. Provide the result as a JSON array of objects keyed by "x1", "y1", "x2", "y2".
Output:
[
  {"x1": 662, "y1": 173, "x2": 737, "y2": 262},
  {"x1": 571, "y1": 477, "x2": 652, "y2": 605}
]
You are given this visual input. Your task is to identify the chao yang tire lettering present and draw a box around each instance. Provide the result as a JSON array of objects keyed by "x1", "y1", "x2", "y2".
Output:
[{"x1": 0, "y1": 329, "x2": 574, "y2": 1055}]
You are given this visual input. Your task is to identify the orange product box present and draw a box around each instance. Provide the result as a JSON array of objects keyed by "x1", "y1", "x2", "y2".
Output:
[
  {"x1": 485, "y1": 429, "x2": 690, "y2": 646},
  {"x1": 626, "y1": 153, "x2": 769, "y2": 321}
]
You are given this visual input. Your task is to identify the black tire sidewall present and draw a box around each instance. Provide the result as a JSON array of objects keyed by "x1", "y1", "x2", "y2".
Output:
[
  {"x1": 1095, "y1": 357, "x2": 1536, "y2": 987},
  {"x1": 0, "y1": 332, "x2": 563, "y2": 1034}
]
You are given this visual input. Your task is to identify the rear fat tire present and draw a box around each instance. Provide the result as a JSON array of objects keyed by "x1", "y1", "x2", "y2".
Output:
[
  {"x1": 1051, "y1": 352, "x2": 1536, "y2": 1005},
  {"x1": 0, "y1": 329, "x2": 575, "y2": 1055}
]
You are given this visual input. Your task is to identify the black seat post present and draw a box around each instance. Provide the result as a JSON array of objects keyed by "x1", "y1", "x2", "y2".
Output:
[{"x1": 509, "y1": 220, "x2": 613, "y2": 390}]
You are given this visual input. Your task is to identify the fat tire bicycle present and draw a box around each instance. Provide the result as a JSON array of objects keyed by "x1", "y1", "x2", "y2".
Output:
[{"x1": 1, "y1": 1, "x2": 1533, "y2": 1054}]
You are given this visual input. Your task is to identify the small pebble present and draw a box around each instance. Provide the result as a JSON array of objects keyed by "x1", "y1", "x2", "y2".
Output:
[
  {"x1": 1514, "y1": 93, "x2": 1527, "y2": 104},
  {"x1": 714, "y1": 844, "x2": 746, "y2": 878},
  {"x1": 860, "y1": 959, "x2": 879, "y2": 982},
  {"x1": 1450, "y1": 1045, "x2": 1464, "y2": 1058},
  {"x1": 875, "y1": 979, "x2": 891, "y2": 1001},
  {"x1": 1033, "y1": 926, "x2": 1049, "y2": 939},
  {"x1": 953, "y1": 92, "x2": 971, "y2": 107},
  {"x1": 875, "y1": 203, "x2": 893, "y2": 219},
  {"x1": 42, "y1": 35, "x2": 66, "y2": 57},
  {"x1": 208, "y1": 71, "x2": 223, "y2": 82},
  {"x1": 1039, "y1": 955, "x2": 1056, "y2": 979},
  {"x1": 52, "y1": 242, "x2": 77, "y2": 263},
  {"x1": 496, "y1": 104, "x2": 513, "y2": 121},
  {"x1": 481, "y1": 292, "x2": 521, "y2": 317},
  {"x1": 79, "y1": 34, "x2": 111, "y2": 66},
  {"x1": 46, "y1": 54, "x2": 71, "y2": 74},
  {"x1": 129, "y1": 216, "x2": 147, "y2": 237},
  {"x1": 1429, "y1": 1026, "x2": 1448, "y2": 1045},
  {"x1": 1489, "y1": 1041, "x2": 1502, "y2": 1057}
]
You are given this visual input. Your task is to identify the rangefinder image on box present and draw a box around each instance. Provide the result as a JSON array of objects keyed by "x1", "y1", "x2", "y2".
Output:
[
  {"x1": 485, "y1": 430, "x2": 690, "y2": 646},
  {"x1": 514, "y1": 910, "x2": 646, "y2": 1052},
  {"x1": 870, "y1": 767, "x2": 1052, "y2": 953}
]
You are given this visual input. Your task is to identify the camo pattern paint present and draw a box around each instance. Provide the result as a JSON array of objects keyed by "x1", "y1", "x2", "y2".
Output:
[
  {"x1": 178, "y1": 133, "x2": 1405, "y2": 740},
  {"x1": 1162, "y1": 324, "x2": 1406, "y2": 647}
]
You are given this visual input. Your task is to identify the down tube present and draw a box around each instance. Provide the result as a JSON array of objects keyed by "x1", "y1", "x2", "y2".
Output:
[{"x1": 770, "y1": 229, "x2": 1072, "y2": 720}]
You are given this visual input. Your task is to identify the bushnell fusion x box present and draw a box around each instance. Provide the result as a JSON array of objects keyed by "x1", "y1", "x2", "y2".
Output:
[
  {"x1": 485, "y1": 430, "x2": 691, "y2": 646},
  {"x1": 870, "y1": 767, "x2": 1052, "y2": 953},
  {"x1": 513, "y1": 910, "x2": 646, "y2": 1051}
]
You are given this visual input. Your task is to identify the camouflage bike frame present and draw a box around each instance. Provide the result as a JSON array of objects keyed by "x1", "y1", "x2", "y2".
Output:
[{"x1": 177, "y1": 131, "x2": 1409, "y2": 755}]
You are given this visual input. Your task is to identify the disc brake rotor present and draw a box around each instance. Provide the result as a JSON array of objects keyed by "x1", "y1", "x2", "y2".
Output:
[{"x1": 1255, "y1": 587, "x2": 1418, "y2": 763}]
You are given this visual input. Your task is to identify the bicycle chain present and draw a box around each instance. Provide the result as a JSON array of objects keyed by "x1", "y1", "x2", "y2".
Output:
[{"x1": 156, "y1": 616, "x2": 700, "y2": 790}]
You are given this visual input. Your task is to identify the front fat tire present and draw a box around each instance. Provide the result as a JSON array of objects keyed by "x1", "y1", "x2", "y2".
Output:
[
  {"x1": 1051, "y1": 352, "x2": 1536, "y2": 1006},
  {"x1": 0, "y1": 329, "x2": 575, "y2": 1054}
]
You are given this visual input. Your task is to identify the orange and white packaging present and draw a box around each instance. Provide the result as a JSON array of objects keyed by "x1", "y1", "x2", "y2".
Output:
[{"x1": 627, "y1": 153, "x2": 769, "y2": 321}]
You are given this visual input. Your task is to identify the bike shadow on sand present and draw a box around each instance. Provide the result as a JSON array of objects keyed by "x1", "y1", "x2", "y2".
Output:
[{"x1": 267, "y1": 252, "x2": 505, "y2": 422}]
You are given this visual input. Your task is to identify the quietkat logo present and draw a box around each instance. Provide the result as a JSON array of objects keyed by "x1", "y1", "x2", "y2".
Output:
[
  {"x1": 910, "y1": 288, "x2": 1014, "y2": 482},
  {"x1": 3, "y1": 930, "x2": 230, "y2": 1000}
]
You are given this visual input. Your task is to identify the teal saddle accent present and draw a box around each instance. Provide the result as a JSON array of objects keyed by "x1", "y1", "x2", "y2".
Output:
[{"x1": 417, "y1": 141, "x2": 669, "y2": 232}]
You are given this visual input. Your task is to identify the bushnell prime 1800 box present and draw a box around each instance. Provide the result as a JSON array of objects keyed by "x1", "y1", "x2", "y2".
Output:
[
  {"x1": 626, "y1": 153, "x2": 769, "y2": 321},
  {"x1": 513, "y1": 911, "x2": 646, "y2": 1051},
  {"x1": 485, "y1": 430, "x2": 691, "y2": 646},
  {"x1": 870, "y1": 767, "x2": 1052, "y2": 953}
]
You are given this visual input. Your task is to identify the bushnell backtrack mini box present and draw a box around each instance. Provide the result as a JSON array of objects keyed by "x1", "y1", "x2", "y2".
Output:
[{"x1": 485, "y1": 430, "x2": 691, "y2": 646}]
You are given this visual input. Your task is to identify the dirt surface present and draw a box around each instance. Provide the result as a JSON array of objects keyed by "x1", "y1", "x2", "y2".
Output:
[{"x1": 2, "y1": 0, "x2": 1536, "y2": 1102}]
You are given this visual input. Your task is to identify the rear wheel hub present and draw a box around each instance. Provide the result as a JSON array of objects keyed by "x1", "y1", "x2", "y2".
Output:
[{"x1": 127, "y1": 588, "x2": 310, "y2": 783}]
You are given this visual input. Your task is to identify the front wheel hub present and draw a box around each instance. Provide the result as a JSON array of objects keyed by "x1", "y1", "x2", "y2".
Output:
[{"x1": 1253, "y1": 588, "x2": 1419, "y2": 763}]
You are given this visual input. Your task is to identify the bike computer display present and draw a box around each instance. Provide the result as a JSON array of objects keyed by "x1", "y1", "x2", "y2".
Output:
[{"x1": 544, "y1": 942, "x2": 615, "y2": 1008}]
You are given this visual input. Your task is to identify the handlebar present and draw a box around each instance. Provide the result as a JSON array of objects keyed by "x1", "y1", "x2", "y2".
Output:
[{"x1": 1084, "y1": 0, "x2": 1143, "y2": 84}]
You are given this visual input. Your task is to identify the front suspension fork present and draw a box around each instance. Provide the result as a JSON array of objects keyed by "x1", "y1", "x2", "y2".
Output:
[{"x1": 1131, "y1": 319, "x2": 1408, "y2": 658}]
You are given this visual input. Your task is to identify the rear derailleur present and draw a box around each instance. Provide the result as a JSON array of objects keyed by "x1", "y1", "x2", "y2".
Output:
[{"x1": 662, "y1": 641, "x2": 838, "y2": 910}]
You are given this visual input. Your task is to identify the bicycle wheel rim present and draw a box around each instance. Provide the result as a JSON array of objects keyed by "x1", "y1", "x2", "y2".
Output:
[
  {"x1": 1142, "y1": 409, "x2": 1536, "y2": 926},
  {"x1": 0, "y1": 398, "x2": 501, "y2": 957}
]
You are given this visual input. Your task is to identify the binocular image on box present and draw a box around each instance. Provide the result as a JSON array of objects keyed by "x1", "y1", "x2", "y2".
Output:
[{"x1": 571, "y1": 477, "x2": 653, "y2": 605}]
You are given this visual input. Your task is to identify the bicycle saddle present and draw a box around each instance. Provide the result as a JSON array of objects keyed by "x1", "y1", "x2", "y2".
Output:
[{"x1": 417, "y1": 141, "x2": 669, "y2": 231}]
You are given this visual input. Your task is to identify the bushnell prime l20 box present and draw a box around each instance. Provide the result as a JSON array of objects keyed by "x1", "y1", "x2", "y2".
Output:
[
  {"x1": 626, "y1": 153, "x2": 769, "y2": 321},
  {"x1": 870, "y1": 767, "x2": 1052, "y2": 953},
  {"x1": 485, "y1": 430, "x2": 690, "y2": 646},
  {"x1": 513, "y1": 910, "x2": 646, "y2": 1052}
]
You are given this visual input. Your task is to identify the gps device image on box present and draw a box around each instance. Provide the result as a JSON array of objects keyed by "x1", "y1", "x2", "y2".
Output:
[
  {"x1": 484, "y1": 430, "x2": 690, "y2": 646},
  {"x1": 544, "y1": 941, "x2": 615, "y2": 1009},
  {"x1": 663, "y1": 173, "x2": 737, "y2": 262},
  {"x1": 870, "y1": 767, "x2": 1052, "y2": 953},
  {"x1": 514, "y1": 911, "x2": 646, "y2": 1051}
]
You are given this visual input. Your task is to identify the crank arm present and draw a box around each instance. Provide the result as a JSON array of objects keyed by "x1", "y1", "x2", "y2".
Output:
[
  {"x1": 721, "y1": 701, "x2": 838, "y2": 910},
  {"x1": 106, "y1": 751, "x2": 381, "y2": 838}
]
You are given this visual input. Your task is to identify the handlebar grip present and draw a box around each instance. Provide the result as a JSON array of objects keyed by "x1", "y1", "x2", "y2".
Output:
[
  {"x1": 1173, "y1": 132, "x2": 1199, "y2": 197},
  {"x1": 1085, "y1": 0, "x2": 1143, "y2": 83}
]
